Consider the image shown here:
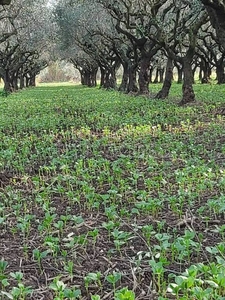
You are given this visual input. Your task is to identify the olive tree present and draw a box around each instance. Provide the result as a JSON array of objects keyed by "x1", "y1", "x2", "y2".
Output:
[
  {"x1": 97, "y1": 0, "x2": 167, "y2": 95},
  {"x1": 0, "y1": 0, "x2": 53, "y2": 92},
  {"x1": 55, "y1": 0, "x2": 120, "y2": 88},
  {"x1": 148, "y1": 0, "x2": 208, "y2": 104}
]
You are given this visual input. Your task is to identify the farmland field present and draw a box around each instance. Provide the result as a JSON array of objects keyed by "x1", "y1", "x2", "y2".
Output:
[{"x1": 1, "y1": 83, "x2": 225, "y2": 299}]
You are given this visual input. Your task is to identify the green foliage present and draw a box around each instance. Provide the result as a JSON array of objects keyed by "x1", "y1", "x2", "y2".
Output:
[
  {"x1": 1, "y1": 83, "x2": 225, "y2": 299},
  {"x1": 115, "y1": 287, "x2": 135, "y2": 300}
]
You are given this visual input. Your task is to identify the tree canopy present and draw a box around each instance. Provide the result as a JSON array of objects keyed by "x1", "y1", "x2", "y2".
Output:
[
  {"x1": 201, "y1": 0, "x2": 225, "y2": 50},
  {"x1": 0, "y1": 0, "x2": 11, "y2": 4}
]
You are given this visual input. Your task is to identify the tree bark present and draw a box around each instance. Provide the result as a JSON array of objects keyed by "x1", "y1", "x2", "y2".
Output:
[
  {"x1": 90, "y1": 69, "x2": 97, "y2": 86},
  {"x1": 199, "y1": 59, "x2": 211, "y2": 83},
  {"x1": 216, "y1": 64, "x2": 225, "y2": 84},
  {"x1": 192, "y1": 64, "x2": 198, "y2": 84},
  {"x1": 99, "y1": 67, "x2": 105, "y2": 87},
  {"x1": 149, "y1": 67, "x2": 153, "y2": 83},
  {"x1": 159, "y1": 68, "x2": 165, "y2": 83},
  {"x1": 100, "y1": 67, "x2": 116, "y2": 89},
  {"x1": 20, "y1": 76, "x2": 25, "y2": 89},
  {"x1": 3, "y1": 70, "x2": 13, "y2": 93},
  {"x1": 127, "y1": 65, "x2": 138, "y2": 93},
  {"x1": 138, "y1": 56, "x2": 151, "y2": 95},
  {"x1": 80, "y1": 69, "x2": 97, "y2": 87},
  {"x1": 180, "y1": 56, "x2": 195, "y2": 105},
  {"x1": 80, "y1": 70, "x2": 85, "y2": 85},
  {"x1": 25, "y1": 76, "x2": 30, "y2": 87},
  {"x1": 155, "y1": 57, "x2": 173, "y2": 99},
  {"x1": 153, "y1": 68, "x2": 159, "y2": 83},
  {"x1": 175, "y1": 62, "x2": 183, "y2": 84},
  {"x1": 12, "y1": 77, "x2": 18, "y2": 90},
  {"x1": 30, "y1": 75, "x2": 36, "y2": 86},
  {"x1": 3, "y1": 80, "x2": 12, "y2": 93},
  {"x1": 119, "y1": 63, "x2": 129, "y2": 92}
]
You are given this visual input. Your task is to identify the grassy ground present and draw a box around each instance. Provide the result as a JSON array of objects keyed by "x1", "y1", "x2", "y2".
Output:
[{"x1": 1, "y1": 83, "x2": 225, "y2": 299}]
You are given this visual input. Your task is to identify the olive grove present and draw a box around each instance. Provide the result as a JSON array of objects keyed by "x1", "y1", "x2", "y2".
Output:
[
  {"x1": 1, "y1": 0, "x2": 225, "y2": 104},
  {"x1": 54, "y1": 0, "x2": 213, "y2": 104}
]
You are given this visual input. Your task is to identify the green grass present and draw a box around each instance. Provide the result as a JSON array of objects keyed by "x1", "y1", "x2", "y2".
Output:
[{"x1": 1, "y1": 83, "x2": 225, "y2": 300}]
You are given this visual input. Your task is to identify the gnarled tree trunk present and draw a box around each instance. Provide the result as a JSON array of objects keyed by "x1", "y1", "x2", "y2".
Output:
[
  {"x1": 20, "y1": 76, "x2": 25, "y2": 89},
  {"x1": 80, "y1": 68, "x2": 97, "y2": 87},
  {"x1": 180, "y1": 55, "x2": 195, "y2": 105},
  {"x1": 100, "y1": 67, "x2": 117, "y2": 89},
  {"x1": 153, "y1": 67, "x2": 160, "y2": 83},
  {"x1": 3, "y1": 69, "x2": 13, "y2": 93},
  {"x1": 216, "y1": 64, "x2": 225, "y2": 84},
  {"x1": 119, "y1": 63, "x2": 129, "y2": 92},
  {"x1": 127, "y1": 65, "x2": 138, "y2": 93},
  {"x1": 138, "y1": 56, "x2": 151, "y2": 95},
  {"x1": 199, "y1": 58, "x2": 211, "y2": 83},
  {"x1": 30, "y1": 75, "x2": 36, "y2": 87},
  {"x1": 174, "y1": 61, "x2": 183, "y2": 84},
  {"x1": 155, "y1": 57, "x2": 173, "y2": 99}
]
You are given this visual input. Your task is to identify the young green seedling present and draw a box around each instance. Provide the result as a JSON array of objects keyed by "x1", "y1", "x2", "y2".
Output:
[
  {"x1": 84, "y1": 272, "x2": 102, "y2": 292},
  {"x1": 106, "y1": 272, "x2": 122, "y2": 293},
  {"x1": 64, "y1": 260, "x2": 74, "y2": 282},
  {"x1": 0, "y1": 259, "x2": 8, "y2": 281},
  {"x1": 33, "y1": 249, "x2": 49, "y2": 273}
]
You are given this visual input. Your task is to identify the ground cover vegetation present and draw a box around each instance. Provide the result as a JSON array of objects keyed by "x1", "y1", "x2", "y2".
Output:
[
  {"x1": 0, "y1": 83, "x2": 225, "y2": 299},
  {"x1": 1, "y1": 0, "x2": 225, "y2": 299}
]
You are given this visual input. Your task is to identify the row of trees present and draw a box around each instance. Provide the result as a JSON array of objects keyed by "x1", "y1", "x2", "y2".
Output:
[
  {"x1": 54, "y1": 0, "x2": 225, "y2": 104},
  {"x1": 0, "y1": 0, "x2": 53, "y2": 92},
  {"x1": 1, "y1": 0, "x2": 225, "y2": 104}
]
